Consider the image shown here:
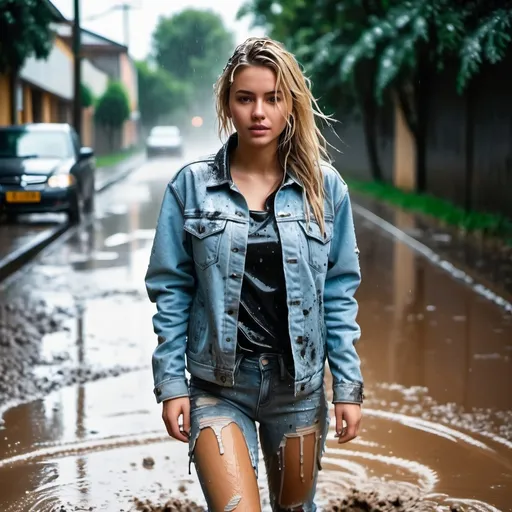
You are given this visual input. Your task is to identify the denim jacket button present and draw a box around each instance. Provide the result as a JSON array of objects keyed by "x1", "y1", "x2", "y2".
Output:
[
  {"x1": 155, "y1": 388, "x2": 162, "y2": 396},
  {"x1": 226, "y1": 337, "x2": 232, "y2": 342},
  {"x1": 227, "y1": 309, "x2": 234, "y2": 315},
  {"x1": 220, "y1": 376, "x2": 226, "y2": 383}
]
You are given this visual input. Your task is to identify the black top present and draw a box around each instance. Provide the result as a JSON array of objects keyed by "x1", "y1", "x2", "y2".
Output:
[{"x1": 237, "y1": 195, "x2": 291, "y2": 355}]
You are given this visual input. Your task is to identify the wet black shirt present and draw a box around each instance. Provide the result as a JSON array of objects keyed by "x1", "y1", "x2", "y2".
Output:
[{"x1": 237, "y1": 197, "x2": 291, "y2": 355}]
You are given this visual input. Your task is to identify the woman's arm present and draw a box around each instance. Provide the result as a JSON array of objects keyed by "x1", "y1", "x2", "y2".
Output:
[
  {"x1": 324, "y1": 178, "x2": 364, "y2": 404},
  {"x1": 145, "y1": 181, "x2": 195, "y2": 403}
]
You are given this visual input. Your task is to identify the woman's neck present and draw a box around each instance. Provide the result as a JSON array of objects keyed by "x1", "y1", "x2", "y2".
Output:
[{"x1": 231, "y1": 138, "x2": 282, "y2": 176}]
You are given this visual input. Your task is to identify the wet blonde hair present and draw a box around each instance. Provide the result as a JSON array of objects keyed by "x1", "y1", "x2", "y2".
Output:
[{"x1": 214, "y1": 37, "x2": 332, "y2": 234}]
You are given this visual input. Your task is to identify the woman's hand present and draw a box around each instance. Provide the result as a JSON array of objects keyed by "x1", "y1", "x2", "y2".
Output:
[
  {"x1": 334, "y1": 403, "x2": 362, "y2": 443},
  {"x1": 162, "y1": 396, "x2": 190, "y2": 443}
]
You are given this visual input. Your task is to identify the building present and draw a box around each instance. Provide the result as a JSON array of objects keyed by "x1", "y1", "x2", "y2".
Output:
[
  {"x1": 0, "y1": 1, "x2": 71, "y2": 126},
  {"x1": 0, "y1": 1, "x2": 139, "y2": 154}
]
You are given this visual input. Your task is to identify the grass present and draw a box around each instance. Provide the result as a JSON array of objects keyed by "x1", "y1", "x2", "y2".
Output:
[
  {"x1": 95, "y1": 147, "x2": 140, "y2": 168},
  {"x1": 346, "y1": 178, "x2": 512, "y2": 247}
]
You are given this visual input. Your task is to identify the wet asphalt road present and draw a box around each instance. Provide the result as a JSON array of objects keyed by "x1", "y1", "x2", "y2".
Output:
[{"x1": 0, "y1": 148, "x2": 511, "y2": 511}]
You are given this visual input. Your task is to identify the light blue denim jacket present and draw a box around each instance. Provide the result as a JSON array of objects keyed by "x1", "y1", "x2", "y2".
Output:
[{"x1": 145, "y1": 135, "x2": 363, "y2": 404}]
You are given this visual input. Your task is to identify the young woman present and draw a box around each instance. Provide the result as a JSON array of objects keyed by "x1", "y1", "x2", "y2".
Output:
[{"x1": 145, "y1": 37, "x2": 363, "y2": 512}]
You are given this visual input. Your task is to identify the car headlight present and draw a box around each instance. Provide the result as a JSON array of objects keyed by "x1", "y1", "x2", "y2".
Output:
[{"x1": 47, "y1": 174, "x2": 76, "y2": 188}]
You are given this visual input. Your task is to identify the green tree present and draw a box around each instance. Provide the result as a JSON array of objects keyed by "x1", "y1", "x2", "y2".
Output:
[
  {"x1": 81, "y1": 83, "x2": 94, "y2": 108},
  {"x1": 95, "y1": 82, "x2": 131, "y2": 150},
  {"x1": 0, "y1": 0, "x2": 58, "y2": 124},
  {"x1": 151, "y1": 8, "x2": 234, "y2": 100},
  {"x1": 339, "y1": 0, "x2": 512, "y2": 191},
  {"x1": 135, "y1": 60, "x2": 190, "y2": 130}
]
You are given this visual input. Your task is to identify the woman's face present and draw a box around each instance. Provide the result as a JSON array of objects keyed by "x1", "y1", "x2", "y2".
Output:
[{"x1": 228, "y1": 65, "x2": 290, "y2": 149}]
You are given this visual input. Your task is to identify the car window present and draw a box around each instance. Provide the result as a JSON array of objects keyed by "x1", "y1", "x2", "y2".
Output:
[{"x1": 0, "y1": 130, "x2": 73, "y2": 159}]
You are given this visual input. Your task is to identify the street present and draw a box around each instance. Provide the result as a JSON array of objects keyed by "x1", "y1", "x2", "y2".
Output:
[{"x1": 0, "y1": 148, "x2": 510, "y2": 512}]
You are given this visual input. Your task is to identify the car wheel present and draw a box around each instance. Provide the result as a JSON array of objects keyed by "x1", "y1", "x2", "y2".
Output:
[
  {"x1": 68, "y1": 192, "x2": 84, "y2": 224},
  {"x1": 4, "y1": 213, "x2": 18, "y2": 224}
]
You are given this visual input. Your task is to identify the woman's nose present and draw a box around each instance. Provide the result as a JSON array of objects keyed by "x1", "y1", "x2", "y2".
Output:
[{"x1": 252, "y1": 100, "x2": 265, "y2": 120}]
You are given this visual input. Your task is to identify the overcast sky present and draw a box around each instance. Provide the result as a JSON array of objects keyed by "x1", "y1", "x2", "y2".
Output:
[{"x1": 51, "y1": 0, "x2": 265, "y2": 60}]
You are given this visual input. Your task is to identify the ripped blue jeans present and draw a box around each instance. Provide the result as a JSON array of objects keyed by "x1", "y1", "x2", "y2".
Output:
[{"x1": 188, "y1": 353, "x2": 329, "y2": 511}]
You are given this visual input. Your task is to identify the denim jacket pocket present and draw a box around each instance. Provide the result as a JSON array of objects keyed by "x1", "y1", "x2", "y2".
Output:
[
  {"x1": 184, "y1": 217, "x2": 227, "y2": 270},
  {"x1": 298, "y1": 219, "x2": 333, "y2": 273}
]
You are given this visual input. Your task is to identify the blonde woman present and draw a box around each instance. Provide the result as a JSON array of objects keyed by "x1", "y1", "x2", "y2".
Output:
[{"x1": 145, "y1": 37, "x2": 363, "y2": 511}]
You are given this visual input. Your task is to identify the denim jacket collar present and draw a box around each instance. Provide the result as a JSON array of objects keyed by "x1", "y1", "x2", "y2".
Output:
[{"x1": 208, "y1": 133, "x2": 304, "y2": 189}]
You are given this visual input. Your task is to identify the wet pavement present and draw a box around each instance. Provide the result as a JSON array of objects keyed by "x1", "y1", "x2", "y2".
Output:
[
  {"x1": 0, "y1": 147, "x2": 510, "y2": 511},
  {"x1": 353, "y1": 194, "x2": 512, "y2": 305},
  {"x1": 0, "y1": 154, "x2": 145, "y2": 281}
]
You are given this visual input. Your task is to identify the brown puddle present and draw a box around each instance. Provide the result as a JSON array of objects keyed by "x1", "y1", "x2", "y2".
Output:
[{"x1": 0, "y1": 160, "x2": 510, "y2": 511}]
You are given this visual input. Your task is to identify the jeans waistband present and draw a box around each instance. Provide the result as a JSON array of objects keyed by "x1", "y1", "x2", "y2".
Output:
[{"x1": 235, "y1": 352, "x2": 293, "y2": 380}]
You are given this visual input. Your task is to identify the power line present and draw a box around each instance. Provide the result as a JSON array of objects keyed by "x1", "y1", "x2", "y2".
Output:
[{"x1": 85, "y1": 2, "x2": 140, "y2": 48}]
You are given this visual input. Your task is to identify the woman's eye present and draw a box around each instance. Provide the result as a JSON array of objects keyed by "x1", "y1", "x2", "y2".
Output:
[
  {"x1": 239, "y1": 97, "x2": 252, "y2": 103},
  {"x1": 268, "y1": 96, "x2": 281, "y2": 104}
]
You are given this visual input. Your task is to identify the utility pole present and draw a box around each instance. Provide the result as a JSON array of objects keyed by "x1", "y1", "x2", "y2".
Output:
[
  {"x1": 121, "y1": 3, "x2": 130, "y2": 49},
  {"x1": 72, "y1": 0, "x2": 82, "y2": 139},
  {"x1": 86, "y1": 3, "x2": 139, "y2": 50}
]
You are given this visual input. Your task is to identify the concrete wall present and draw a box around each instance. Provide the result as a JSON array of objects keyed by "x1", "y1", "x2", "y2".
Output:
[
  {"x1": 20, "y1": 36, "x2": 73, "y2": 101},
  {"x1": 88, "y1": 54, "x2": 120, "y2": 80},
  {"x1": 82, "y1": 58, "x2": 109, "y2": 98},
  {"x1": 0, "y1": 75, "x2": 11, "y2": 125}
]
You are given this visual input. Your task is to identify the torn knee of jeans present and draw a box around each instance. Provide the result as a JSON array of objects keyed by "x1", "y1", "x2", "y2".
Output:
[
  {"x1": 273, "y1": 424, "x2": 322, "y2": 510},
  {"x1": 188, "y1": 416, "x2": 234, "y2": 474},
  {"x1": 189, "y1": 416, "x2": 235, "y2": 457},
  {"x1": 277, "y1": 424, "x2": 322, "y2": 479},
  {"x1": 188, "y1": 417, "x2": 258, "y2": 476}
]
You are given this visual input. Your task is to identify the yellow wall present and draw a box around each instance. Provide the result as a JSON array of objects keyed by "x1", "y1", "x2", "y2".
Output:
[
  {"x1": 0, "y1": 74, "x2": 12, "y2": 125},
  {"x1": 23, "y1": 85, "x2": 33, "y2": 123},
  {"x1": 393, "y1": 97, "x2": 416, "y2": 191},
  {"x1": 42, "y1": 92, "x2": 52, "y2": 122},
  {"x1": 54, "y1": 36, "x2": 74, "y2": 61}
]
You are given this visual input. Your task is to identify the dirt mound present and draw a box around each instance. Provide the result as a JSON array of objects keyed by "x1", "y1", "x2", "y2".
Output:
[
  {"x1": 132, "y1": 497, "x2": 205, "y2": 512},
  {"x1": 130, "y1": 488, "x2": 450, "y2": 512}
]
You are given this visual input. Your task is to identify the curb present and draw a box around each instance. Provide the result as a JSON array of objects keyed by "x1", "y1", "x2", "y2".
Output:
[
  {"x1": 0, "y1": 153, "x2": 144, "y2": 283},
  {"x1": 352, "y1": 202, "x2": 512, "y2": 314}
]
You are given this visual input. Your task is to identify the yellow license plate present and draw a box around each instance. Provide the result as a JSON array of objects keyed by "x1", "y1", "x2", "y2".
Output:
[{"x1": 5, "y1": 191, "x2": 41, "y2": 203}]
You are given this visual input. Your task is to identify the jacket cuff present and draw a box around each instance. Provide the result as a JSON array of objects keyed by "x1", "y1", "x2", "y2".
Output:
[
  {"x1": 332, "y1": 382, "x2": 364, "y2": 404},
  {"x1": 154, "y1": 377, "x2": 189, "y2": 403}
]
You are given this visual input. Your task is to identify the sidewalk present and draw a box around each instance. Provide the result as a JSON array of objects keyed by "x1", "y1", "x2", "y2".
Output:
[
  {"x1": 352, "y1": 193, "x2": 512, "y2": 311},
  {"x1": 0, "y1": 153, "x2": 145, "y2": 282},
  {"x1": 95, "y1": 152, "x2": 146, "y2": 192}
]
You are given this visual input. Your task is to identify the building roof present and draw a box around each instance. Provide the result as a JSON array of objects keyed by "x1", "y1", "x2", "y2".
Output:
[
  {"x1": 45, "y1": 0, "x2": 67, "y2": 22},
  {"x1": 56, "y1": 23, "x2": 128, "y2": 54}
]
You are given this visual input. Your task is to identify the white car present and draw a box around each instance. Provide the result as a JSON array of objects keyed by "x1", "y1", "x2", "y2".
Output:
[{"x1": 146, "y1": 126, "x2": 183, "y2": 158}]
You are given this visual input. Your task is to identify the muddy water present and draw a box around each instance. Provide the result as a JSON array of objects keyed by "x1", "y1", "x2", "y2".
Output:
[{"x1": 0, "y1": 157, "x2": 510, "y2": 511}]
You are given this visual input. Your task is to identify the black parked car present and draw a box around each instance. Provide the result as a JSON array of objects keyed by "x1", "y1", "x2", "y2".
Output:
[{"x1": 0, "y1": 123, "x2": 95, "y2": 223}]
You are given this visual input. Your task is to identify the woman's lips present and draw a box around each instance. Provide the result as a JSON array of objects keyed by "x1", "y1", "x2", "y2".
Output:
[{"x1": 249, "y1": 126, "x2": 270, "y2": 137}]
